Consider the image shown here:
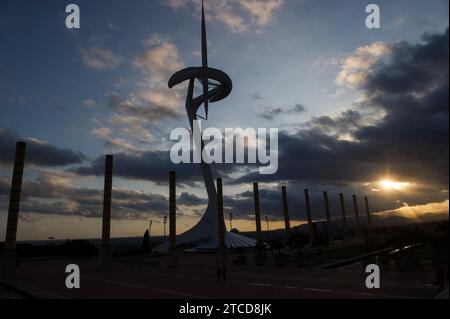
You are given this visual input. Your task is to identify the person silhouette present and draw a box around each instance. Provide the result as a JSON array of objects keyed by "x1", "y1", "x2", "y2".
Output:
[{"x1": 216, "y1": 256, "x2": 227, "y2": 283}]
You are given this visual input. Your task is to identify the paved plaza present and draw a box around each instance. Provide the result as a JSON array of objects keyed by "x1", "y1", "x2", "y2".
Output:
[{"x1": 0, "y1": 253, "x2": 441, "y2": 299}]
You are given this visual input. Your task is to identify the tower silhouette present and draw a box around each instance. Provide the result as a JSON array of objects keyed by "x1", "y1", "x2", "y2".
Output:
[{"x1": 155, "y1": 0, "x2": 255, "y2": 252}]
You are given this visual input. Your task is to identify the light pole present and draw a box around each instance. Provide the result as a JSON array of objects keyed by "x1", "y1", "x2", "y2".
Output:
[{"x1": 265, "y1": 216, "x2": 270, "y2": 232}]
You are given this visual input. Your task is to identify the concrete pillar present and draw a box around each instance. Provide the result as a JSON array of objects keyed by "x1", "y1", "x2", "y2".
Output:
[
  {"x1": 339, "y1": 193, "x2": 349, "y2": 239},
  {"x1": 168, "y1": 171, "x2": 178, "y2": 268},
  {"x1": 253, "y1": 183, "x2": 262, "y2": 243},
  {"x1": 364, "y1": 196, "x2": 373, "y2": 238},
  {"x1": 304, "y1": 189, "x2": 315, "y2": 245},
  {"x1": 1, "y1": 142, "x2": 26, "y2": 278},
  {"x1": 99, "y1": 155, "x2": 113, "y2": 270},
  {"x1": 281, "y1": 186, "x2": 291, "y2": 235},
  {"x1": 352, "y1": 195, "x2": 362, "y2": 236},
  {"x1": 217, "y1": 178, "x2": 226, "y2": 260},
  {"x1": 163, "y1": 215, "x2": 167, "y2": 238},
  {"x1": 323, "y1": 191, "x2": 334, "y2": 244}
]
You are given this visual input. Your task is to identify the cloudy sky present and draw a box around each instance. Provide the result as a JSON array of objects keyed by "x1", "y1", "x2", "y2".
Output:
[{"x1": 0, "y1": 0, "x2": 448, "y2": 241}]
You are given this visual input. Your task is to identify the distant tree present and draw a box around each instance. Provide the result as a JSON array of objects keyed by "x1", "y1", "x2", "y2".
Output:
[{"x1": 142, "y1": 230, "x2": 152, "y2": 254}]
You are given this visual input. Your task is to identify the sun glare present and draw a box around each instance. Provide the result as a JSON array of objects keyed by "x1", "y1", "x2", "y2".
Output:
[{"x1": 379, "y1": 179, "x2": 411, "y2": 191}]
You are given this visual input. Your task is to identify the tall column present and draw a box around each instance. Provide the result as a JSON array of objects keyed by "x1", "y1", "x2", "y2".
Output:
[
  {"x1": 323, "y1": 191, "x2": 334, "y2": 244},
  {"x1": 339, "y1": 193, "x2": 349, "y2": 239},
  {"x1": 364, "y1": 196, "x2": 373, "y2": 238},
  {"x1": 99, "y1": 155, "x2": 113, "y2": 270},
  {"x1": 1, "y1": 142, "x2": 26, "y2": 278},
  {"x1": 352, "y1": 195, "x2": 362, "y2": 236},
  {"x1": 217, "y1": 178, "x2": 226, "y2": 260},
  {"x1": 253, "y1": 183, "x2": 262, "y2": 243},
  {"x1": 168, "y1": 171, "x2": 178, "y2": 268},
  {"x1": 304, "y1": 189, "x2": 315, "y2": 245},
  {"x1": 163, "y1": 215, "x2": 167, "y2": 238},
  {"x1": 281, "y1": 186, "x2": 291, "y2": 235}
]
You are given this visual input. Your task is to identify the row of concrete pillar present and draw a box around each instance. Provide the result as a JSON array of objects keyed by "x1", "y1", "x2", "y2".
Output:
[
  {"x1": 167, "y1": 175, "x2": 375, "y2": 255},
  {"x1": 273, "y1": 185, "x2": 374, "y2": 245},
  {"x1": 1, "y1": 142, "x2": 375, "y2": 277},
  {"x1": 1, "y1": 143, "x2": 115, "y2": 277}
]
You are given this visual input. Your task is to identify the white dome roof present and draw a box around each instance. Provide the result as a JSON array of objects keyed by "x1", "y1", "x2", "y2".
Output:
[
  {"x1": 194, "y1": 231, "x2": 257, "y2": 251},
  {"x1": 154, "y1": 231, "x2": 257, "y2": 253}
]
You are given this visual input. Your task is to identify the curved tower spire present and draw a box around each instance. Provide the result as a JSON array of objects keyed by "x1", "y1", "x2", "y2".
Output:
[
  {"x1": 154, "y1": 0, "x2": 237, "y2": 252},
  {"x1": 201, "y1": 0, "x2": 209, "y2": 119}
]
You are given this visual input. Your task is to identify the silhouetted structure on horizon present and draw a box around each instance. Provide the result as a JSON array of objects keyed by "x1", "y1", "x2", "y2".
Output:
[
  {"x1": 99, "y1": 155, "x2": 113, "y2": 270},
  {"x1": 281, "y1": 186, "x2": 291, "y2": 235},
  {"x1": 365, "y1": 196, "x2": 373, "y2": 240},
  {"x1": 253, "y1": 183, "x2": 262, "y2": 244},
  {"x1": 154, "y1": 0, "x2": 255, "y2": 252},
  {"x1": 323, "y1": 191, "x2": 334, "y2": 244},
  {"x1": 168, "y1": 171, "x2": 178, "y2": 268},
  {"x1": 142, "y1": 230, "x2": 151, "y2": 254},
  {"x1": 339, "y1": 193, "x2": 349, "y2": 239},
  {"x1": 304, "y1": 189, "x2": 316, "y2": 245},
  {"x1": 352, "y1": 194, "x2": 362, "y2": 236},
  {"x1": 217, "y1": 178, "x2": 227, "y2": 261},
  {"x1": 1, "y1": 141, "x2": 26, "y2": 278}
]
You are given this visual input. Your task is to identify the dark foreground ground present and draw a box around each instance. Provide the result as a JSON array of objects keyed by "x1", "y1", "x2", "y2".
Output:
[
  {"x1": 0, "y1": 284, "x2": 25, "y2": 299},
  {"x1": 0, "y1": 251, "x2": 446, "y2": 299}
]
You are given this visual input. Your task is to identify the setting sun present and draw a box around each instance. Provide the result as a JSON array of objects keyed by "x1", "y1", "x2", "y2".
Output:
[{"x1": 379, "y1": 179, "x2": 412, "y2": 191}]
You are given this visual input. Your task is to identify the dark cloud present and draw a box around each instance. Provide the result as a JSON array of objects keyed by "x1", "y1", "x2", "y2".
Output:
[
  {"x1": 355, "y1": 28, "x2": 449, "y2": 186},
  {"x1": 178, "y1": 192, "x2": 208, "y2": 206},
  {"x1": 307, "y1": 110, "x2": 363, "y2": 138},
  {"x1": 0, "y1": 173, "x2": 203, "y2": 221},
  {"x1": 73, "y1": 150, "x2": 238, "y2": 186},
  {"x1": 24, "y1": 29, "x2": 446, "y2": 224},
  {"x1": 0, "y1": 174, "x2": 167, "y2": 220},
  {"x1": 0, "y1": 129, "x2": 84, "y2": 167},
  {"x1": 232, "y1": 28, "x2": 449, "y2": 216},
  {"x1": 258, "y1": 104, "x2": 306, "y2": 120}
]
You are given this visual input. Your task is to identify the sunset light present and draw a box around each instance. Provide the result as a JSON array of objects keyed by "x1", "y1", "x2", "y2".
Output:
[
  {"x1": 0, "y1": 0, "x2": 447, "y2": 303},
  {"x1": 379, "y1": 179, "x2": 412, "y2": 191}
]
